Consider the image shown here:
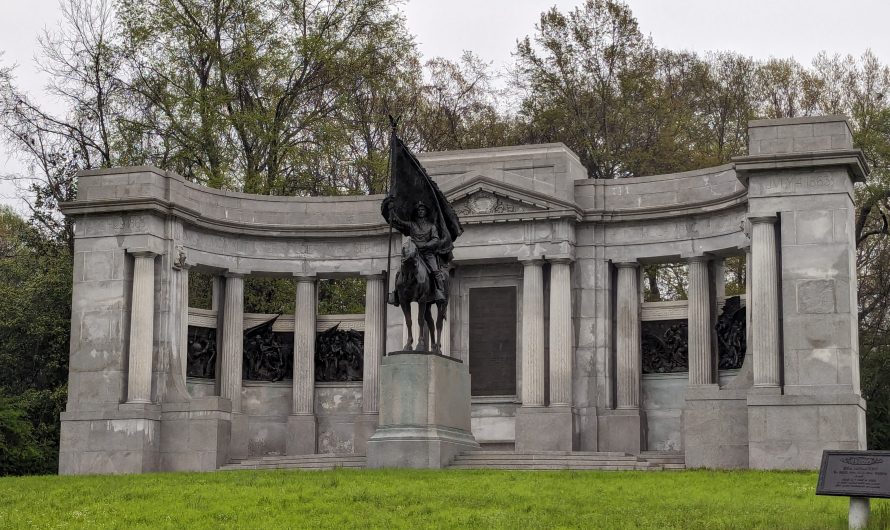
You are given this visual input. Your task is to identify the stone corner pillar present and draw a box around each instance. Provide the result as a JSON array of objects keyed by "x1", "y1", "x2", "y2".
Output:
[
  {"x1": 686, "y1": 255, "x2": 716, "y2": 387},
  {"x1": 748, "y1": 214, "x2": 781, "y2": 390},
  {"x1": 598, "y1": 261, "x2": 645, "y2": 454},
  {"x1": 288, "y1": 273, "x2": 318, "y2": 455},
  {"x1": 126, "y1": 250, "x2": 159, "y2": 404}
]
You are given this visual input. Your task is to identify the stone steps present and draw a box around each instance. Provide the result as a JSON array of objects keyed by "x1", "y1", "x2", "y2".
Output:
[
  {"x1": 448, "y1": 462, "x2": 648, "y2": 471},
  {"x1": 218, "y1": 451, "x2": 686, "y2": 471},
  {"x1": 456, "y1": 452, "x2": 638, "y2": 462},
  {"x1": 449, "y1": 451, "x2": 686, "y2": 471},
  {"x1": 638, "y1": 451, "x2": 686, "y2": 467},
  {"x1": 220, "y1": 454, "x2": 366, "y2": 471}
]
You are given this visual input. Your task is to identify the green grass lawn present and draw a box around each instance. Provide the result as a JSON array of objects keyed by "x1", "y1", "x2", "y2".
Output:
[{"x1": 0, "y1": 469, "x2": 888, "y2": 529}]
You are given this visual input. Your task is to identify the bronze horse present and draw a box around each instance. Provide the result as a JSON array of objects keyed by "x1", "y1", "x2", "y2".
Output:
[{"x1": 395, "y1": 238, "x2": 449, "y2": 353}]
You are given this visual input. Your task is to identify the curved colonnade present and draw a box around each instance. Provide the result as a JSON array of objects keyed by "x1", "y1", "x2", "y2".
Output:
[{"x1": 58, "y1": 115, "x2": 867, "y2": 473}]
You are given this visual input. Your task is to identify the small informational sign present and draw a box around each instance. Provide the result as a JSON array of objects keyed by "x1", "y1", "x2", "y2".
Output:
[{"x1": 817, "y1": 451, "x2": 890, "y2": 499}]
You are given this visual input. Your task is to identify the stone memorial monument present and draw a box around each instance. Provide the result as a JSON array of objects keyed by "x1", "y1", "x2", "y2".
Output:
[
  {"x1": 367, "y1": 126, "x2": 478, "y2": 468},
  {"x1": 57, "y1": 115, "x2": 867, "y2": 474}
]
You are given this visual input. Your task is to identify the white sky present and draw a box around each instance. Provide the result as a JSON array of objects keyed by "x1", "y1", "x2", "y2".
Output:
[{"x1": 2, "y1": 0, "x2": 890, "y2": 210}]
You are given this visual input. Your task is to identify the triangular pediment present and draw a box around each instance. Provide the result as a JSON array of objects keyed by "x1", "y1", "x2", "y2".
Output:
[
  {"x1": 450, "y1": 188, "x2": 548, "y2": 217},
  {"x1": 443, "y1": 174, "x2": 576, "y2": 218}
]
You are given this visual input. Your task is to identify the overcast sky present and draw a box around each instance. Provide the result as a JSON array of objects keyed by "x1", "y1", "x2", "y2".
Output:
[{"x1": 3, "y1": 0, "x2": 890, "y2": 210}]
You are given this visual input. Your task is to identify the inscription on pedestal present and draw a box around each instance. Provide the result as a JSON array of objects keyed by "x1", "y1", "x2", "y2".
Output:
[{"x1": 817, "y1": 451, "x2": 890, "y2": 498}]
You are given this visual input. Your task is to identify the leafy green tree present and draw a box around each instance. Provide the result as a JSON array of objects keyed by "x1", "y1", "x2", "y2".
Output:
[{"x1": 0, "y1": 208, "x2": 72, "y2": 474}]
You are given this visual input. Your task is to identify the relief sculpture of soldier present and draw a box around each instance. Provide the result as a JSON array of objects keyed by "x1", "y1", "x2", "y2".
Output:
[{"x1": 382, "y1": 118, "x2": 462, "y2": 353}]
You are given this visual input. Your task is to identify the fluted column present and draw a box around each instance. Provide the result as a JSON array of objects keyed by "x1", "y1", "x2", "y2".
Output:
[
  {"x1": 750, "y1": 215, "x2": 780, "y2": 388},
  {"x1": 179, "y1": 264, "x2": 190, "y2": 381},
  {"x1": 126, "y1": 251, "x2": 157, "y2": 403},
  {"x1": 362, "y1": 274, "x2": 385, "y2": 414},
  {"x1": 687, "y1": 256, "x2": 714, "y2": 386},
  {"x1": 521, "y1": 258, "x2": 545, "y2": 406},
  {"x1": 219, "y1": 273, "x2": 244, "y2": 412},
  {"x1": 293, "y1": 275, "x2": 317, "y2": 415},
  {"x1": 549, "y1": 258, "x2": 573, "y2": 406},
  {"x1": 615, "y1": 262, "x2": 641, "y2": 409}
]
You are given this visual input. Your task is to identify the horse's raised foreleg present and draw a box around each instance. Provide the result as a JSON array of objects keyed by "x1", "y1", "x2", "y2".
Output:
[{"x1": 401, "y1": 302, "x2": 414, "y2": 351}]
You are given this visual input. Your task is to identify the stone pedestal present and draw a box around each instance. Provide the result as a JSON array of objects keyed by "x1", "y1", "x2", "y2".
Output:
[
  {"x1": 515, "y1": 406, "x2": 573, "y2": 451},
  {"x1": 159, "y1": 397, "x2": 232, "y2": 471},
  {"x1": 598, "y1": 408, "x2": 645, "y2": 454},
  {"x1": 286, "y1": 414, "x2": 317, "y2": 455},
  {"x1": 59, "y1": 403, "x2": 161, "y2": 474},
  {"x1": 367, "y1": 352, "x2": 478, "y2": 468},
  {"x1": 683, "y1": 386, "x2": 749, "y2": 469}
]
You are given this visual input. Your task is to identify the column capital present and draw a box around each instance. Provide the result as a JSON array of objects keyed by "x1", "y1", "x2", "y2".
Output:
[
  {"x1": 613, "y1": 261, "x2": 639, "y2": 269},
  {"x1": 293, "y1": 272, "x2": 317, "y2": 282},
  {"x1": 361, "y1": 272, "x2": 386, "y2": 280},
  {"x1": 127, "y1": 248, "x2": 159, "y2": 259},
  {"x1": 747, "y1": 214, "x2": 778, "y2": 225},
  {"x1": 223, "y1": 270, "x2": 248, "y2": 279},
  {"x1": 518, "y1": 256, "x2": 545, "y2": 266},
  {"x1": 547, "y1": 255, "x2": 574, "y2": 265},
  {"x1": 685, "y1": 254, "x2": 712, "y2": 264}
]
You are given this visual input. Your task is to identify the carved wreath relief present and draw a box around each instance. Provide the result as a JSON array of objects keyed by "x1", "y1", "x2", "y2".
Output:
[{"x1": 453, "y1": 191, "x2": 526, "y2": 216}]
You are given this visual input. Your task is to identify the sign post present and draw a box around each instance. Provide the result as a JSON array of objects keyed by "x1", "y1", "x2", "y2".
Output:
[{"x1": 816, "y1": 450, "x2": 890, "y2": 529}]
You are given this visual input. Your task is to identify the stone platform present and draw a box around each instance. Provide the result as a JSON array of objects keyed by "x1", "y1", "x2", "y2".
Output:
[{"x1": 367, "y1": 351, "x2": 479, "y2": 468}]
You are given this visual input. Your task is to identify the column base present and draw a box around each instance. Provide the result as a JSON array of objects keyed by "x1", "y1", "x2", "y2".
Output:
[
  {"x1": 515, "y1": 406, "x2": 574, "y2": 451},
  {"x1": 597, "y1": 408, "x2": 645, "y2": 454},
  {"x1": 353, "y1": 413, "x2": 379, "y2": 455},
  {"x1": 683, "y1": 386, "x2": 749, "y2": 469},
  {"x1": 287, "y1": 414, "x2": 317, "y2": 455},
  {"x1": 747, "y1": 392, "x2": 866, "y2": 470},
  {"x1": 158, "y1": 397, "x2": 232, "y2": 471},
  {"x1": 229, "y1": 412, "x2": 249, "y2": 461},
  {"x1": 367, "y1": 425, "x2": 478, "y2": 468},
  {"x1": 59, "y1": 403, "x2": 161, "y2": 475}
]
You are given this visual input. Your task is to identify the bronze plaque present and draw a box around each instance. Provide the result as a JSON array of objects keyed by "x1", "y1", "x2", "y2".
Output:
[
  {"x1": 816, "y1": 450, "x2": 890, "y2": 498},
  {"x1": 469, "y1": 286, "x2": 517, "y2": 396}
]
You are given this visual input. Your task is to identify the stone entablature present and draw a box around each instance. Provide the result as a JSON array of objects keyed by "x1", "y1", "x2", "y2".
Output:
[{"x1": 59, "y1": 115, "x2": 868, "y2": 474}]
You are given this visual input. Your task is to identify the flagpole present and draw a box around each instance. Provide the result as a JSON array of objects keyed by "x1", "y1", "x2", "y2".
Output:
[{"x1": 384, "y1": 116, "x2": 398, "y2": 303}]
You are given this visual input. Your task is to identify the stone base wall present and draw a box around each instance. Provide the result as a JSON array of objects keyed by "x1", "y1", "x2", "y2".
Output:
[
  {"x1": 747, "y1": 393, "x2": 867, "y2": 469},
  {"x1": 59, "y1": 405, "x2": 160, "y2": 475}
]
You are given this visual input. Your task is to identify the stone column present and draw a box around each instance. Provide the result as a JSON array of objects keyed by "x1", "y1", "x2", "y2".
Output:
[
  {"x1": 615, "y1": 262, "x2": 641, "y2": 409},
  {"x1": 520, "y1": 258, "x2": 545, "y2": 407},
  {"x1": 288, "y1": 274, "x2": 317, "y2": 454},
  {"x1": 687, "y1": 256, "x2": 715, "y2": 386},
  {"x1": 126, "y1": 251, "x2": 157, "y2": 404},
  {"x1": 219, "y1": 272, "x2": 247, "y2": 461},
  {"x1": 362, "y1": 274, "x2": 385, "y2": 414},
  {"x1": 750, "y1": 215, "x2": 780, "y2": 389},
  {"x1": 219, "y1": 273, "x2": 244, "y2": 412},
  {"x1": 179, "y1": 264, "x2": 190, "y2": 382},
  {"x1": 549, "y1": 258, "x2": 573, "y2": 406}
]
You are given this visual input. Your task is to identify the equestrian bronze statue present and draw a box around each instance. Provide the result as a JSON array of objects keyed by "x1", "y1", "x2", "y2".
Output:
[{"x1": 382, "y1": 122, "x2": 462, "y2": 353}]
